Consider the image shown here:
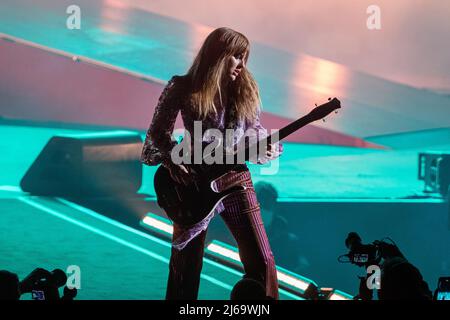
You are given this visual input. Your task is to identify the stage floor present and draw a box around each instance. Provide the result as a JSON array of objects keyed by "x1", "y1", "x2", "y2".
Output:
[
  {"x1": 0, "y1": 196, "x2": 301, "y2": 300},
  {"x1": 0, "y1": 122, "x2": 312, "y2": 300},
  {"x1": 1, "y1": 122, "x2": 448, "y2": 298}
]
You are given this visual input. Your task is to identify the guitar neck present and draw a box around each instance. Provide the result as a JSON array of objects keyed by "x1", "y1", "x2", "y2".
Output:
[
  {"x1": 244, "y1": 113, "x2": 313, "y2": 153},
  {"x1": 269, "y1": 113, "x2": 312, "y2": 143}
]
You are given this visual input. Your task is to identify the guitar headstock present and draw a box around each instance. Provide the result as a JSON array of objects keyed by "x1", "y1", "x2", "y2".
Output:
[{"x1": 308, "y1": 97, "x2": 341, "y2": 122}]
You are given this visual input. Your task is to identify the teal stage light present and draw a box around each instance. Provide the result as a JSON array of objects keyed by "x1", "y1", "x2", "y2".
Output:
[{"x1": 205, "y1": 240, "x2": 352, "y2": 299}]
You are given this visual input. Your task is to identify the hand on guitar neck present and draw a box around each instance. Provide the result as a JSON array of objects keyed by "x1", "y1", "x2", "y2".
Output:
[{"x1": 240, "y1": 97, "x2": 342, "y2": 157}]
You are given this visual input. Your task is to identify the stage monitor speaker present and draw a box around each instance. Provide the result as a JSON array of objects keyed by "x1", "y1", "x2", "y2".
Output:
[
  {"x1": 20, "y1": 131, "x2": 143, "y2": 197},
  {"x1": 418, "y1": 151, "x2": 450, "y2": 196}
]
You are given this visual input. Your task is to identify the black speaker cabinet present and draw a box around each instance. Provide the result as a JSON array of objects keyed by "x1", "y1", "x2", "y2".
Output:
[{"x1": 20, "y1": 131, "x2": 143, "y2": 197}]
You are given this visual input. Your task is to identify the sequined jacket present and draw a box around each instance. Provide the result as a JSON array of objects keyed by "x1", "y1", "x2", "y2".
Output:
[{"x1": 140, "y1": 75, "x2": 282, "y2": 166}]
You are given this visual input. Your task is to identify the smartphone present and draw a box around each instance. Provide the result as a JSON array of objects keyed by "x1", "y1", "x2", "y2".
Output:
[{"x1": 435, "y1": 277, "x2": 450, "y2": 300}]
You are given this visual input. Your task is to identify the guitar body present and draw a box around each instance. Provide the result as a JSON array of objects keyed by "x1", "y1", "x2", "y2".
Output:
[{"x1": 154, "y1": 164, "x2": 246, "y2": 226}]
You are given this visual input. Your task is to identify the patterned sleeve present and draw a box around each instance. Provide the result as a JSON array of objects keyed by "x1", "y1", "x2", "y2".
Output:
[
  {"x1": 140, "y1": 77, "x2": 180, "y2": 166},
  {"x1": 246, "y1": 108, "x2": 283, "y2": 165}
]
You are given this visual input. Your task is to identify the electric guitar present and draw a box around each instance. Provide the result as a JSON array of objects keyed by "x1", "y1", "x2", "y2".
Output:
[{"x1": 154, "y1": 98, "x2": 341, "y2": 226}]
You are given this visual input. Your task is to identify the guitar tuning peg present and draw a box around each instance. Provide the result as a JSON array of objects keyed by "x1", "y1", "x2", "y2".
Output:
[
  {"x1": 315, "y1": 103, "x2": 318, "y2": 107},
  {"x1": 328, "y1": 97, "x2": 332, "y2": 101},
  {"x1": 322, "y1": 118, "x2": 326, "y2": 122}
]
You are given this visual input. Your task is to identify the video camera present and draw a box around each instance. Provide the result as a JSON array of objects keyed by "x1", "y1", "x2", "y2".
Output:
[{"x1": 341, "y1": 232, "x2": 381, "y2": 267}]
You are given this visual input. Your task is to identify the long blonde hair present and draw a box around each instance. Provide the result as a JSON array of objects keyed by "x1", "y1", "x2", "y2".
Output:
[{"x1": 187, "y1": 27, "x2": 260, "y2": 123}]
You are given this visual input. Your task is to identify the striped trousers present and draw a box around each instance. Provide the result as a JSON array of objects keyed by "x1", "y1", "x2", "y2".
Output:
[{"x1": 165, "y1": 169, "x2": 279, "y2": 300}]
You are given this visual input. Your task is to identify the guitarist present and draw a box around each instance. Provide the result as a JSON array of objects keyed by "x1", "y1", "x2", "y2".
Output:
[{"x1": 141, "y1": 27, "x2": 283, "y2": 300}]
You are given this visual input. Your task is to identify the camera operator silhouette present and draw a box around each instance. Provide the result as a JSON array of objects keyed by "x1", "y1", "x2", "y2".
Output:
[
  {"x1": 341, "y1": 232, "x2": 432, "y2": 300},
  {"x1": 0, "y1": 268, "x2": 77, "y2": 300}
]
